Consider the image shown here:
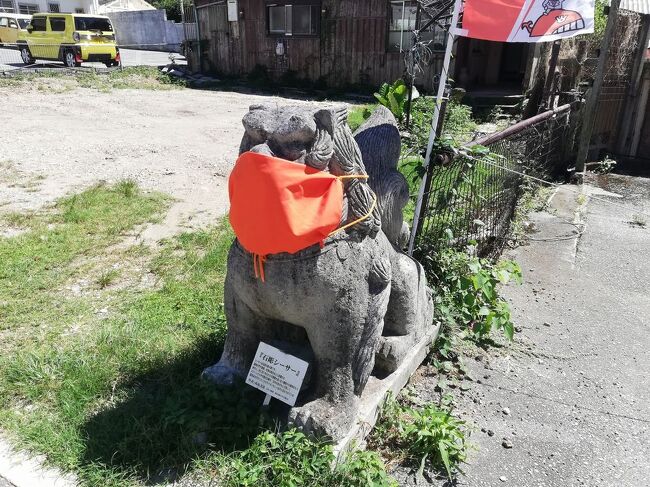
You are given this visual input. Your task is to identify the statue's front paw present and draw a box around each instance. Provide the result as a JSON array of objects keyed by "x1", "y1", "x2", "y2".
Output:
[
  {"x1": 201, "y1": 363, "x2": 241, "y2": 386},
  {"x1": 288, "y1": 397, "x2": 357, "y2": 441}
]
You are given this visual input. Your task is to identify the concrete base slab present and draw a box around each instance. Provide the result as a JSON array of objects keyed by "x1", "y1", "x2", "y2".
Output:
[
  {"x1": 0, "y1": 436, "x2": 76, "y2": 487},
  {"x1": 334, "y1": 323, "x2": 441, "y2": 459}
]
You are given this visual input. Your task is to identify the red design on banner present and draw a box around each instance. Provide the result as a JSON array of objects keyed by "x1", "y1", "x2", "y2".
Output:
[
  {"x1": 461, "y1": 0, "x2": 594, "y2": 43},
  {"x1": 521, "y1": 9, "x2": 585, "y2": 37}
]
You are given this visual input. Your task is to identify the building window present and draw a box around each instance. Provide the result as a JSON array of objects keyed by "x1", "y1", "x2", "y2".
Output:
[
  {"x1": 48, "y1": 2, "x2": 59, "y2": 12},
  {"x1": 267, "y1": 2, "x2": 319, "y2": 36},
  {"x1": 75, "y1": 8, "x2": 84, "y2": 13},
  {"x1": 18, "y1": 3, "x2": 39, "y2": 15},
  {"x1": 0, "y1": 0, "x2": 14, "y2": 13},
  {"x1": 388, "y1": 0, "x2": 446, "y2": 53}
]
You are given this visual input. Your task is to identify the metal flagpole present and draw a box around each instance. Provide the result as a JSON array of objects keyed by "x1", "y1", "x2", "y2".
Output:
[{"x1": 407, "y1": 0, "x2": 462, "y2": 255}]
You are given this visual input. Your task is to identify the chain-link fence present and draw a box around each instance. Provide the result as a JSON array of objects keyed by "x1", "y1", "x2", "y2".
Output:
[{"x1": 412, "y1": 103, "x2": 574, "y2": 261}]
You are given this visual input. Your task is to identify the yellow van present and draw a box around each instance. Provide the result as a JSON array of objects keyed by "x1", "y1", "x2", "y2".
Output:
[
  {"x1": 0, "y1": 13, "x2": 31, "y2": 45},
  {"x1": 18, "y1": 13, "x2": 120, "y2": 68}
]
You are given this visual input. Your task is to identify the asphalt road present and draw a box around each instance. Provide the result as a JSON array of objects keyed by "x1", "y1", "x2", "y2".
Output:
[{"x1": 0, "y1": 47, "x2": 186, "y2": 71}]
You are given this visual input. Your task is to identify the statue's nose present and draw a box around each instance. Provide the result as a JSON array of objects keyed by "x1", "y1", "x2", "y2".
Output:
[{"x1": 249, "y1": 143, "x2": 274, "y2": 157}]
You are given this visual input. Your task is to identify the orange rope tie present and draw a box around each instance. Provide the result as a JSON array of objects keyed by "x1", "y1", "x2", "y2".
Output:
[
  {"x1": 328, "y1": 193, "x2": 377, "y2": 236},
  {"x1": 253, "y1": 254, "x2": 267, "y2": 283}
]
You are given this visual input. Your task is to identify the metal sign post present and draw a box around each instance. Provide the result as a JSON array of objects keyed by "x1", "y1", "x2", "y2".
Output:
[{"x1": 407, "y1": 0, "x2": 462, "y2": 255}]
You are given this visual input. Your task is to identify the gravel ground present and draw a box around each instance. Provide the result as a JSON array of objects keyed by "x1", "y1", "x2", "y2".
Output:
[
  {"x1": 0, "y1": 84, "x2": 323, "y2": 242},
  {"x1": 394, "y1": 174, "x2": 650, "y2": 486}
]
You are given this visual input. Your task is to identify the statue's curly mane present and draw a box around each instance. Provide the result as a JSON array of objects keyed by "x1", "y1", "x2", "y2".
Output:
[{"x1": 239, "y1": 105, "x2": 382, "y2": 240}]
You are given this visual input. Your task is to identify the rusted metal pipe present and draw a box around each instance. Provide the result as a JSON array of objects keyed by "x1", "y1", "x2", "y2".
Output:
[{"x1": 467, "y1": 103, "x2": 572, "y2": 148}]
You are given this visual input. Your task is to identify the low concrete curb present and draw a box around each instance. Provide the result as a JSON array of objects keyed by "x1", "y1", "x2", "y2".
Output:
[
  {"x1": 0, "y1": 437, "x2": 76, "y2": 487},
  {"x1": 334, "y1": 323, "x2": 441, "y2": 458}
]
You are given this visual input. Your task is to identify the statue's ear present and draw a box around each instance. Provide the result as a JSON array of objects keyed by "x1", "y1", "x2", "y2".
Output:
[{"x1": 314, "y1": 107, "x2": 348, "y2": 138}]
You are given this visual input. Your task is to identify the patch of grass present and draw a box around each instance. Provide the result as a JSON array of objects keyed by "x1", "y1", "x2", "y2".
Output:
[
  {"x1": 348, "y1": 104, "x2": 375, "y2": 132},
  {"x1": 96, "y1": 269, "x2": 120, "y2": 289},
  {"x1": 0, "y1": 67, "x2": 187, "y2": 93},
  {"x1": 204, "y1": 429, "x2": 396, "y2": 487},
  {"x1": 115, "y1": 179, "x2": 138, "y2": 198},
  {"x1": 0, "y1": 215, "x2": 238, "y2": 483},
  {"x1": 0, "y1": 184, "x2": 400, "y2": 486},
  {"x1": 0, "y1": 181, "x2": 169, "y2": 342},
  {"x1": 370, "y1": 397, "x2": 469, "y2": 480}
]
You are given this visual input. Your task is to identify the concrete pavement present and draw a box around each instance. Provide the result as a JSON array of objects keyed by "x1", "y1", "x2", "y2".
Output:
[
  {"x1": 463, "y1": 174, "x2": 650, "y2": 486},
  {"x1": 402, "y1": 173, "x2": 650, "y2": 486}
]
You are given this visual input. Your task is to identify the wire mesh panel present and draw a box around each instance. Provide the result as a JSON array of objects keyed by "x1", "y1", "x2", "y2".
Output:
[{"x1": 413, "y1": 104, "x2": 572, "y2": 261}]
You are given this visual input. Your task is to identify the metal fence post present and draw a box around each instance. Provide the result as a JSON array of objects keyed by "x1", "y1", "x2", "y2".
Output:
[
  {"x1": 576, "y1": 0, "x2": 621, "y2": 173},
  {"x1": 407, "y1": 0, "x2": 462, "y2": 256}
]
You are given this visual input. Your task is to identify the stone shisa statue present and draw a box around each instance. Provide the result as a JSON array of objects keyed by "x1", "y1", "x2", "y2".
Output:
[{"x1": 203, "y1": 104, "x2": 434, "y2": 441}]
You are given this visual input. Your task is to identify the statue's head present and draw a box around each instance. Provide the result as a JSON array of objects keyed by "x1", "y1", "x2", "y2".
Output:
[{"x1": 239, "y1": 104, "x2": 381, "y2": 238}]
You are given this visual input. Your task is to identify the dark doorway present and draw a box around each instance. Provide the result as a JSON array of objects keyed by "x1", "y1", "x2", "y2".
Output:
[{"x1": 455, "y1": 38, "x2": 529, "y2": 90}]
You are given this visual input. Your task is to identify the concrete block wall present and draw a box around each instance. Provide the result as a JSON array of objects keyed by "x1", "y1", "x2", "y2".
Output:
[{"x1": 107, "y1": 9, "x2": 192, "y2": 53}]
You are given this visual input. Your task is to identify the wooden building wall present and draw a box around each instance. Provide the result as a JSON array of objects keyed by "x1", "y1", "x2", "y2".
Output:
[{"x1": 193, "y1": 0, "x2": 442, "y2": 91}]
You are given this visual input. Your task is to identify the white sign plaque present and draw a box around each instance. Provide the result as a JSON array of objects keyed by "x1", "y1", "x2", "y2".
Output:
[
  {"x1": 245, "y1": 342, "x2": 309, "y2": 407},
  {"x1": 227, "y1": 0, "x2": 238, "y2": 22}
]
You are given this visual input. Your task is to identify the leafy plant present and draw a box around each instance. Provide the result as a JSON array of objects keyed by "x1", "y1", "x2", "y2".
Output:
[
  {"x1": 374, "y1": 79, "x2": 410, "y2": 121},
  {"x1": 426, "y1": 246, "x2": 522, "y2": 342},
  {"x1": 372, "y1": 398, "x2": 469, "y2": 479},
  {"x1": 593, "y1": 155, "x2": 616, "y2": 174},
  {"x1": 215, "y1": 429, "x2": 396, "y2": 487}
]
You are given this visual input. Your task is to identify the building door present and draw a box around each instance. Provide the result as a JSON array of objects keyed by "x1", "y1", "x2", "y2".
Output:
[{"x1": 455, "y1": 38, "x2": 529, "y2": 90}]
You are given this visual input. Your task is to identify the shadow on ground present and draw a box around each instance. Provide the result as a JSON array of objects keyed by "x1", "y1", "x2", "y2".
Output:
[{"x1": 79, "y1": 338, "x2": 265, "y2": 484}]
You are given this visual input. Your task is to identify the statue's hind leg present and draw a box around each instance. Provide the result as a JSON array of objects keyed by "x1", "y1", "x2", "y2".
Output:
[
  {"x1": 288, "y1": 270, "x2": 391, "y2": 440},
  {"x1": 376, "y1": 252, "x2": 434, "y2": 373}
]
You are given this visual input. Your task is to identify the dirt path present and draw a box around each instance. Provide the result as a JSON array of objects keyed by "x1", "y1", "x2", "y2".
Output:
[{"x1": 0, "y1": 84, "x2": 325, "y2": 242}]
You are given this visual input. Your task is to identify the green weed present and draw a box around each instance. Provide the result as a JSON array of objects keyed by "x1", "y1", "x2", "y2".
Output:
[
  {"x1": 96, "y1": 269, "x2": 119, "y2": 289},
  {"x1": 425, "y1": 246, "x2": 522, "y2": 342},
  {"x1": 115, "y1": 179, "x2": 138, "y2": 198},
  {"x1": 374, "y1": 79, "x2": 410, "y2": 122},
  {"x1": 210, "y1": 429, "x2": 396, "y2": 487},
  {"x1": 371, "y1": 397, "x2": 469, "y2": 479}
]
